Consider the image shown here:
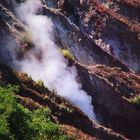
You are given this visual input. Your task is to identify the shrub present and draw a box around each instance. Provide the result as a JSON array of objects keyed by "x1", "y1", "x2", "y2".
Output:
[
  {"x1": 35, "y1": 79, "x2": 45, "y2": 87},
  {"x1": 130, "y1": 95, "x2": 140, "y2": 107},
  {"x1": 0, "y1": 85, "x2": 19, "y2": 140},
  {"x1": 61, "y1": 49, "x2": 75, "y2": 61},
  {"x1": 20, "y1": 32, "x2": 34, "y2": 48},
  {"x1": 0, "y1": 85, "x2": 73, "y2": 140}
]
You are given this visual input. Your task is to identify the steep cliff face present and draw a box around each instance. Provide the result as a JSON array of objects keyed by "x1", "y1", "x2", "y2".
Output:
[
  {"x1": 0, "y1": 3, "x2": 25, "y2": 66},
  {"x1": 48, "y1": 0, "x2": 140, "y2": 74},
  {"x1": 0, "y1": 0, "x2": 140, "y2": 139},
  {"x1": 108, "y1": 0, "x2": 140, "y2": 22},
  {"x1": 76, "y1": 63, "x2": 140, "y2": 139},
  {"x1": 43, "y1": 6, "x2": 130, "y2": 71}
]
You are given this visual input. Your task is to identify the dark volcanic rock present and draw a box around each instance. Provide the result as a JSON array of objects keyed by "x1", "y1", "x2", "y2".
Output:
[
  {"x1": 0, "y1": 3, "x2": 26, "y2": 66},
  {"x1": 76, "y1": 62, "x2": 140, "y2": 139},
  {"x1": 50, "y1": 0, "x2": 140, "y2": 74},
  {"x1": 112, "y1": 0, "x2": 140, "y2": 22},
  {"x1": 43, "y1": 6, "x2": 130, "y2": 72}
]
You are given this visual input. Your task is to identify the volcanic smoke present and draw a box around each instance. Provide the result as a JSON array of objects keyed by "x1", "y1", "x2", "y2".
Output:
[{"x1": 15, "y1": 0, "x2": 96, "y2": 119}]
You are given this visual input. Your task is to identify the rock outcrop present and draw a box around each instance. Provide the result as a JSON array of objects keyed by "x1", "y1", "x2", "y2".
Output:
[
  {"x1": 46, "y1": 0, "x2": 140, "y2": 74},
  {"x1": 76, "y1": 62, "x2": 140, "y2": 139}
]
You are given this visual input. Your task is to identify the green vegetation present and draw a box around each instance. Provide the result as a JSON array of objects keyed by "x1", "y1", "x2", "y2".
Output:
[
  {"x1": 35, "y1": 79, "x2": 45, "y2": 87},
  {"x1": 60, "y1": 49, "x2": 75, "y2": 61},
  {"x1": 20, "y1": 32, "x2": 34, "y2": 48},
  {"x1": 130, "y1": 95, "x2": 140, "y2": 107},
  {"x1": 0, "y1": 85, "x2": 73, "y2": 140},
  {"x1": 59, "y1": 104, "x2": 73, "y2": 114}
]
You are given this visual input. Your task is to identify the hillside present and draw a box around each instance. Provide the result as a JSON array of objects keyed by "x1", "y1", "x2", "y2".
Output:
[{"x1": 0, "y1": 0, "x2": 140, "y2": 139}]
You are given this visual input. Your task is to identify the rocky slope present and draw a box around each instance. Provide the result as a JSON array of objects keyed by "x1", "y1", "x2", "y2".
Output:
[
  {"x1": 0, "y1": 63, "x2": 127, "y2": 140},
  {"x1": 76, "y1": 62, "x2": 140, "y2": 139},
  {"x1": 45, "y1": 0, "x2": 140, "y2": 73},
  {"x1": 0, "y1": 0, "x2": 140, "y2": 139}
]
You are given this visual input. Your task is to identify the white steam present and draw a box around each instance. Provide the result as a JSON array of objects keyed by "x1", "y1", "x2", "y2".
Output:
[{"x1": 15, "y1": 0, "x2": 95, "y2": 119}]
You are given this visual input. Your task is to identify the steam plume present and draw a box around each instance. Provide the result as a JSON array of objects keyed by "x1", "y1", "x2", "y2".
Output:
[{"x1": 15, "y1": 0, "x2": 96, "y2": 119}]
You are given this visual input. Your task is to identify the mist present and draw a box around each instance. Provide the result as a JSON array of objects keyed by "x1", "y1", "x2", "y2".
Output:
[{"x1": 15, "y1": 0, "x2": 96, "y2": 119}]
